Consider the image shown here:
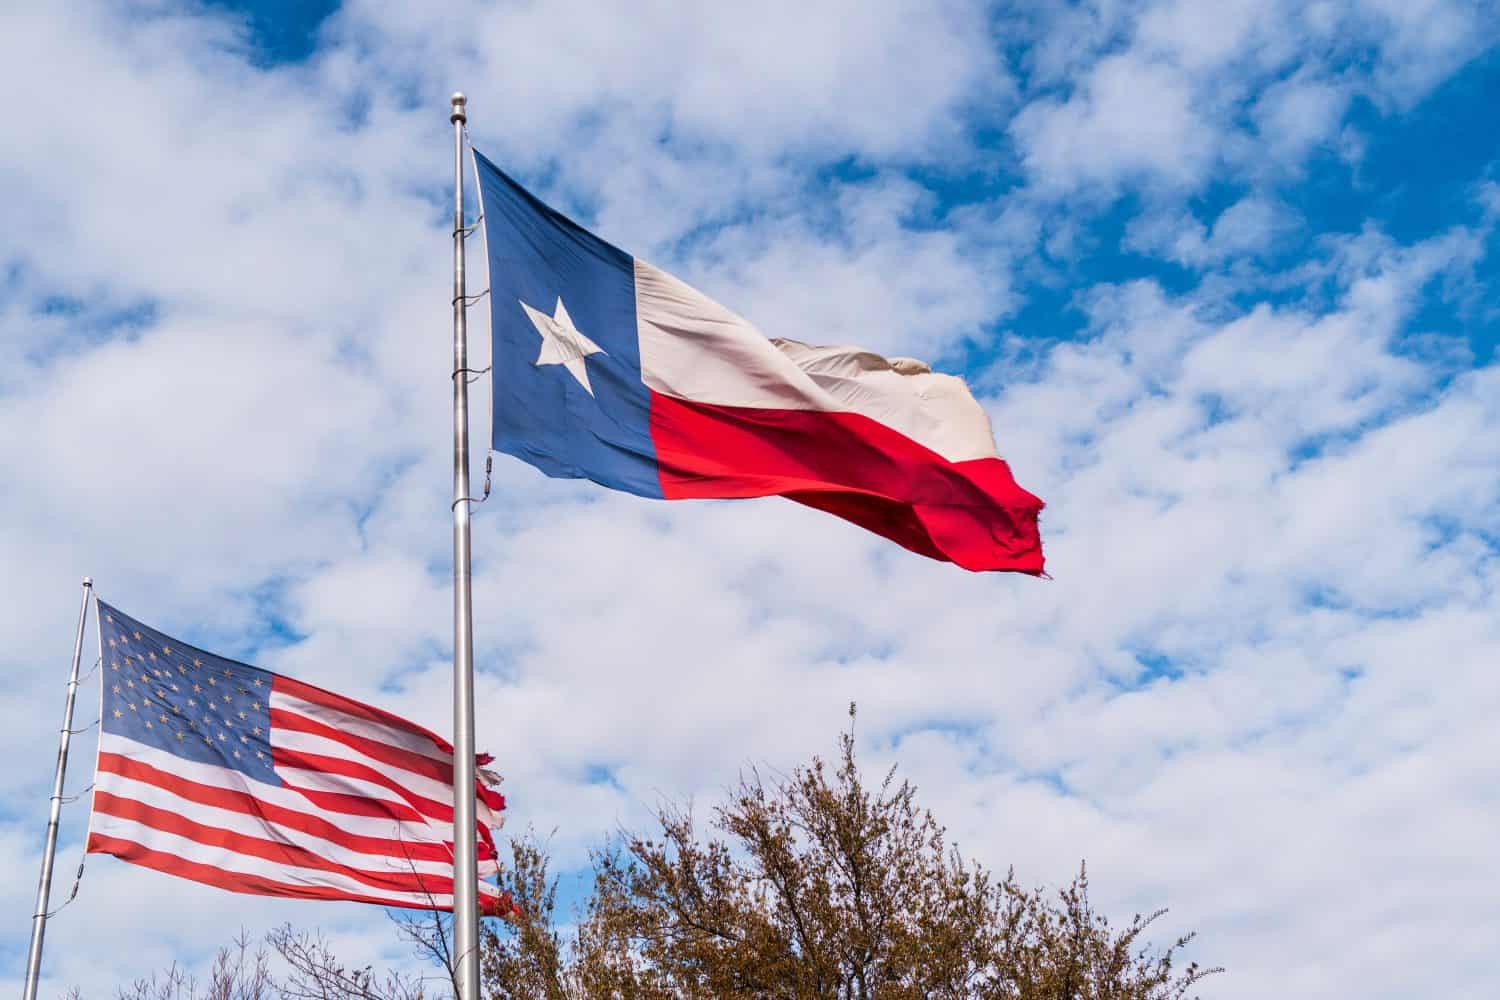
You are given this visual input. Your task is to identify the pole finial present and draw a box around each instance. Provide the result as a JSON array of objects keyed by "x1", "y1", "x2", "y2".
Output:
[
  {"x1": 451, "y1": 92, "x2": 467, "y2": 124},
  {"x1": 81, "y1": 577, "x2": 92, "y2": 588}
]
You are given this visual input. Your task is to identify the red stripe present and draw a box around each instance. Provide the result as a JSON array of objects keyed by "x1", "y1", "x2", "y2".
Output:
[
  {"x1": 271, "y1": 709, "x2": 505, "y2": 823},
  {"x1": 270, "y1": 677, "x2": 506, "y2": 821},
  {"x1": 281, "y1": 781, "x2": 429, "y2": 825},
  {"x1": 86, "y1": 833, "x2": 444, "y2": 909},
  {"x1": 272, "y1": 745, "x2": 454, "y2": 822},
  {"x1": 649, "y1": 393, "x2": 1045, "y2": 574},
  {"x1": 273, "y1": 675, "x2": 451, "y2": 753},
  {"x1": 477, "y1": 784, "x2": 506, "y2": 813},
  {"x1": 91, "y1": 791, "x2": 459, "y2": 897},
  {"x1": 270, "y1": 761, "x2": 498, "y2": 857},
  {"x1": 270, "y1": 707, "x2": 454, "y2": 784},
  {"x1": 86, "y1": 833, "x2": 512, "y2": 914},
  {"x1": 95, "y1": 751, "x2": 495, "y2": 863}
]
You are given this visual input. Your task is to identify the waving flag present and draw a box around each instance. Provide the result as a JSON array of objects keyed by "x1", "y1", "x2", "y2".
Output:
[
  {"x1": 87, "y1": 601, "x2": 511, "y2": 913},
  {"x1": 473, "y1": 150, "x2": 1045, "y2": 574}
]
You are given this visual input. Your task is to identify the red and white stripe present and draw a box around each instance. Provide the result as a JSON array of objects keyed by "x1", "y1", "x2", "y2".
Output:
[
  {"x1": 87, "y1": 675, "x2": 509, "y2": 913},
  {"x1": 633, "y1": 259, "x2": 1046, "y2": 574}
]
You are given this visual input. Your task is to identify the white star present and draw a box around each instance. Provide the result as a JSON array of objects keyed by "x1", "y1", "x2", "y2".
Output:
[{"x1": 519, "y1": 296, "x2": 606, "y2": 395}]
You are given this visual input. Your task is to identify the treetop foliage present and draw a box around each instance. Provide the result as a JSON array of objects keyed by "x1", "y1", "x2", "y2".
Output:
[{"x1": 89, "y1": 711, "x2": 1218, "y2": 1000}]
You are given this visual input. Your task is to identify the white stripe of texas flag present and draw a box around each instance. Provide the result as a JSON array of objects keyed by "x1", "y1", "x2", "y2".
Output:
[{"x1": 631, "y1": 259, "x2": 1004, "y2": 464}]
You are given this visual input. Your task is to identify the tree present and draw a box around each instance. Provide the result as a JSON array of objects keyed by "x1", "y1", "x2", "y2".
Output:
[
  {"x1": 267, "y1": 925, "x2": 434, "y2": 1000},
  {"x1": 86, "y1": 712, "x2": 1217, "y2": 999},
  {"x1": 481, "y1": 708, "x2": 1218, "y2": 999},
  {"x1": 104, "y1": 931, "x2": 275, "y2": 1000}
]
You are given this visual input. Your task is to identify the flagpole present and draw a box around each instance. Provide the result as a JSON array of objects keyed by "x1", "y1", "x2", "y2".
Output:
[
  {"x1": 448, "y1": 91, "x2": 481, "y2": 1000},
  {"x1": 22, "y1": 577, "x2": 93, "y2": 1000}
]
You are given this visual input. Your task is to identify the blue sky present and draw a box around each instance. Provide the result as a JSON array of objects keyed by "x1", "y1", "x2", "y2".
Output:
[
  {"x1": 202, "y1": 0, "x2": 338, "y2": 62},
  {"x1": 2, "y1": 1, "x2": 1499, "y2": 997},
  {"x1": 205, "y1": 0, "x2": 1500, "y2": 366}
]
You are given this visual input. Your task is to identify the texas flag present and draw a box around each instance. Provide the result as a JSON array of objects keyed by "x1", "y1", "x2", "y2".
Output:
[{"x1": 473, "y1": 150, "x2": 1044, "y2": 574}]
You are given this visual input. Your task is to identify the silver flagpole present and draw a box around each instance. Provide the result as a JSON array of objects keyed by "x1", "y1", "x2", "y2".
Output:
[
  {"x1": 448, "y1": 91, "x2": 481, "y2": 1000},
  {"x1": 22, "y1": 577, "x2": 93, "y2": 1000}
]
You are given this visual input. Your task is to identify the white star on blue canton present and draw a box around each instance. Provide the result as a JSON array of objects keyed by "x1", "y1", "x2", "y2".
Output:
[{"x1": 519, "y1": 296, "x2": 606, "y2": 395}]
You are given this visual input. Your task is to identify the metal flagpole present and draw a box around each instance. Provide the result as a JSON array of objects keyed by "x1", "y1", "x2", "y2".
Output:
[
  {"x1": 448, "y1": 91, "x2": 481, "y2": 1000},
  {"x1": 22, "y1": 577, "x2": 93, "y2": 1000}
]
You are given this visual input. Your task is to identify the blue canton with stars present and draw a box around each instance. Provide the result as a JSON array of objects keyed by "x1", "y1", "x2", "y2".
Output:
[{"x1": 97, "y1": 601, "x2": 278, "y2": 785}]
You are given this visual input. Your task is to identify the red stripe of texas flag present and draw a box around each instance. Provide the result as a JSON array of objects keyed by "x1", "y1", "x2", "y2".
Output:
[{"x1": 651, "y1": 394, "x2": 1045, "y2": 574}]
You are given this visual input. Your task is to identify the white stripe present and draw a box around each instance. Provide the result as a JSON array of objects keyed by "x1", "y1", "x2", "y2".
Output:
[
  {"x1": 97, "y1": 734, "x2": 471, "y2": 845},
  {"x1": 272, "y1": 694, "x2": 503, "y2": 827},
  {"x1": 275, "y1": 763, "x2": 500, "y2": 832},
  {"x1": 274, "y1": 763, "x2": 444, "y2": 818},
  {"x1": 271, "y1": 729, "x2": 501, "y2": 828},
  {"x1": 273, "y1": 727, "x2": 455, "y2": 810},
  {"x1": 270, "y1": 691, "x2": 449, "y2": 764},
  {"x1": 91, "y1": 812, "x2": 482, "y2": 909},
  {"x1": 633, "y1": 258, "x2": 1001, "y2": 463},
  {"x1": 97, "y1": 769, "x2": 462, "y2": 881}
]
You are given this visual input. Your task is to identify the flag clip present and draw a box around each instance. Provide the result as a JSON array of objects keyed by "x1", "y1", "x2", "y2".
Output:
[
  {"x1": 451, "y1": 455, "x2": 493, "y2": 511},
  {"x1": 453, "y1": 288, "x2": 490, "y2": 307}
]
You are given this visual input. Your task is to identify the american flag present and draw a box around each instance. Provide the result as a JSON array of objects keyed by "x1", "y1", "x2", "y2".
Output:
[{"x1": 87, "y1": 600, "x2": 510, "y2": 913}]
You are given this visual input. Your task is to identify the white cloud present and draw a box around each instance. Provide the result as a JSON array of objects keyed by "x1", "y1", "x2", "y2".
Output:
[
  {"x1": 1125, "y1": 193, "x2": 1301, "y2": 266},
  {"x1": 1209, "y1": 194, "x2": 1297, "y2": 254},
  {"x1": 1354, "y1": 0, "x2": 1496, "y2": 104},
  {"x1": 1007, "y1": 0, "x2": 1498, "y2": 199},
  {"x1": 678, "y1": 175, "x2": 1015, "y2": 357},
  {"x1": 334, "y1": 0, "x2": 1007, "y2": 164},
  {"x1": 1011, "y1": 53, "x2": 1215, "y2": 194},
  {"x1": 1252, "y1": 72, "x2": 1352, "y2": 167},
  {"x1": 1135, "y1": 0, "x2": 1280, "y2": 73}
]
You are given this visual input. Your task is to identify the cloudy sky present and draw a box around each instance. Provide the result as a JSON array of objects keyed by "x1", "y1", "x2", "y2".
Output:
[{"x1": 2, "y1": 0, "x2": 1498, "y2": 996}]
